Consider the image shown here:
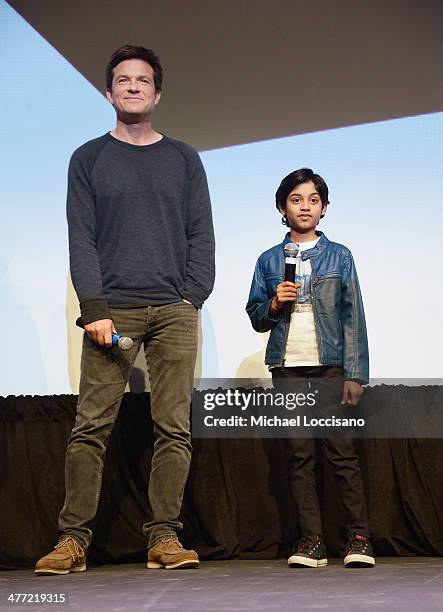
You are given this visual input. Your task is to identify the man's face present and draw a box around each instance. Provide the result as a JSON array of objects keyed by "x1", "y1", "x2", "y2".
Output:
[
  {"x1": 280, "y1": 181, "x2": 327, "y2": 233},
  {"x1": 106, "y1": 58, "x2": 161, "y2": 119}
]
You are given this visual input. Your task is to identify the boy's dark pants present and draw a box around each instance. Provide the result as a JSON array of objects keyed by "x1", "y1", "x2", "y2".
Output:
[{"x1": 272, "y1": 365, "x2": 369, "y2": 539}]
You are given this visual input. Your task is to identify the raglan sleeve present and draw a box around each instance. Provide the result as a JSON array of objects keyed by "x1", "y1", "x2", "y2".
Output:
[
  {"x1": 66, "y1": 148, "x2": 111, "y2": 324},
  {"x1": 181, "y1": 151, "x2": 216, "y2": 307}
]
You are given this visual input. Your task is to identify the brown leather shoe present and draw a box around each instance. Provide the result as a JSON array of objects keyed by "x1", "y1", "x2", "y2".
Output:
[
  {"x1": 34, "y1": 537, "x2": 86, "y2": 575},
  {"x1": 147, "y1": 538, "x2": 199, "y2": 569}
]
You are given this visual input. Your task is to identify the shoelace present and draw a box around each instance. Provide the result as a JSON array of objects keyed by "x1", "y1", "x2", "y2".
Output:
[
  {"x1": 347, "y1": 536, "x2": 368, "y2": 554},
  {"x1": 55, "y1": 538, "x2": 84, "y2": 561},
  {"x1": 296, "y1": 536, "x2": 321, "y2": 554}
]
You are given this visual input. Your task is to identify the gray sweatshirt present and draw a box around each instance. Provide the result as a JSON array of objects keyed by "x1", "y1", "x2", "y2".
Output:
[{"x1": 67, "y1": 133, "x2": 215, "y2": 324}]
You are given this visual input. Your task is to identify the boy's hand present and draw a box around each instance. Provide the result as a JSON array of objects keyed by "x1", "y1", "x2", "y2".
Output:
[
  {"x1": 341, "y1": 381, "x2": 364, "y2": 406},
  {"x1": 269, "y1": 281, "x2": 301, "y2": 315}
]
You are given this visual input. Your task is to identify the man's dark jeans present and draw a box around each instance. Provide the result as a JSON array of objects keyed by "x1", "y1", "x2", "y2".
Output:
[
  {"x1": 58, "y1": 302, "x2": 198, "y2": 549},
  {"x1": 272, "y1": 365, "x2": 370, "y2": 539}
]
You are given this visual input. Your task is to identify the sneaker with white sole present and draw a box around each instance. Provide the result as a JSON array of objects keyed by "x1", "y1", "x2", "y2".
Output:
[
  {"x1": 344, "y1": 534, "x2": 375, "y2": 567},
  {"x1": 288, "y1": 535, "x2": 328, "y2": 568}
]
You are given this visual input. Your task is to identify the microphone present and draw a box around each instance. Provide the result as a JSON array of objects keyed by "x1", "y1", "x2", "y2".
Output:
[
  {"x1": 75, "y1": 318, "x2": 134, "y2": 350},
  {"x1": 283, "y1": 242, "x2": 299, "y2": 315},
  {"x1": 111, "y1": 334, "x2": 134, "y2": 350},
  {"x1": 284, "y1": 242, "x2": 299, "y2": 282}
]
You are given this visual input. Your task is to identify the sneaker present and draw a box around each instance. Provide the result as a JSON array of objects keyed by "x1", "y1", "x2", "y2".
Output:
[
  {"x1": 288, "y1": 535, "x2": 328, "y2": 568},
  {"x1": 34, "y1": 537, "x2": 86, "y2": 575},
  {"x1": 147, "y1": 537, "x2": 199, "y2": 569},
  {"x1": 344, "y1": 534, "x2": 375, "y2": 567}
]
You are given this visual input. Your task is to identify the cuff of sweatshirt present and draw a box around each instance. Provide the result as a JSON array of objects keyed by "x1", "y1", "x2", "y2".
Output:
[
  {"x1": 80, "y1": 299, "x2": 112, "y2": 325},
  {"x1": 181, "y1": 295, "x2": 202, "y2": 309},
  {"x1": 182, "y1": 280, "x2": 214, "y2": 309},
  {"x1": 181, "y1": 286, "x2": 205, "y2": 308}
]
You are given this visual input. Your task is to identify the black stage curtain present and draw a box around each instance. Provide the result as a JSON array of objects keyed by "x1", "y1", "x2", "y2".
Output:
[{"x1": 1, "y1": 389, "x2": 442, "y2": 569}]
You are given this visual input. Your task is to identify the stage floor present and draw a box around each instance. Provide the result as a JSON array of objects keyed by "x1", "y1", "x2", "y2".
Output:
[{"x1": 1, "y1": 558, "x2": 442, "y2": 611}]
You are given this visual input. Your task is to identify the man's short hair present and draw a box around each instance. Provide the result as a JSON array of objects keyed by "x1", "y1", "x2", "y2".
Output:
[
  {"x1": 276, "y1": 168, "x2": 330, "y2": 225},
  {"x1": 106, "y1": 45, "x2": 163, "y2": 92}
]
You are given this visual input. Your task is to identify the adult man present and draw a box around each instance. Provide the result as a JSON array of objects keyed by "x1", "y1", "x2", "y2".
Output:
[{"x1": 35, "y1": 45, "x2": 215, "y2": 573}]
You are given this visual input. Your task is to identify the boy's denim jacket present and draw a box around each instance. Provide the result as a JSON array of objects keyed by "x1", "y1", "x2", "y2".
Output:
[{"x1": 246, "y1": 232, "x2": 369, "y2": 383}]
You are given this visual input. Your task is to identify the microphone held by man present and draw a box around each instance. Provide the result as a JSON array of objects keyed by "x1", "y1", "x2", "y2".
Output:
[{"x1": 75, "y1": 317, "x2": 133, "y2": 350}]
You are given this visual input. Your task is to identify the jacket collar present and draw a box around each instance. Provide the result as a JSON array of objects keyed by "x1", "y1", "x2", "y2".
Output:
[{"x1": 281, "y1": 231, "x2": 329, "y2": 259}]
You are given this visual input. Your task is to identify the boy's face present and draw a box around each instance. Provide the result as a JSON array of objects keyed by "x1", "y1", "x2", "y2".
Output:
[{"x1": 279, "y1": 181, "x2": 327, "y2": 233}]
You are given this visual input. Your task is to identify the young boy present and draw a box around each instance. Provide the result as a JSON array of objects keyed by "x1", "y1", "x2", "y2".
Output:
[{"x1": 246, "y1": 168, "x2": 375, "y2": 568}]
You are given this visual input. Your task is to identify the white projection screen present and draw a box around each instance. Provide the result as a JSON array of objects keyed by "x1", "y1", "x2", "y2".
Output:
[{"x1": 1, "y1": 0, "x2": 442, "y2": 396}]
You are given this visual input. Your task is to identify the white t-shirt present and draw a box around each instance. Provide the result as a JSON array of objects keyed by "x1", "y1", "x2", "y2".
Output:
[{"x1": 284, "y1": 238, "x2": 321, "y2": 367}]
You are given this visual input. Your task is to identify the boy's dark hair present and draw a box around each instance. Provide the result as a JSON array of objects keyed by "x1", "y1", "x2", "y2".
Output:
[
  {"x1": 276, "y1": 168, "x2": 330, "y2": 226},
  {"x1": 106, "y1": 45, "x2": 163, "y2": 92}
]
